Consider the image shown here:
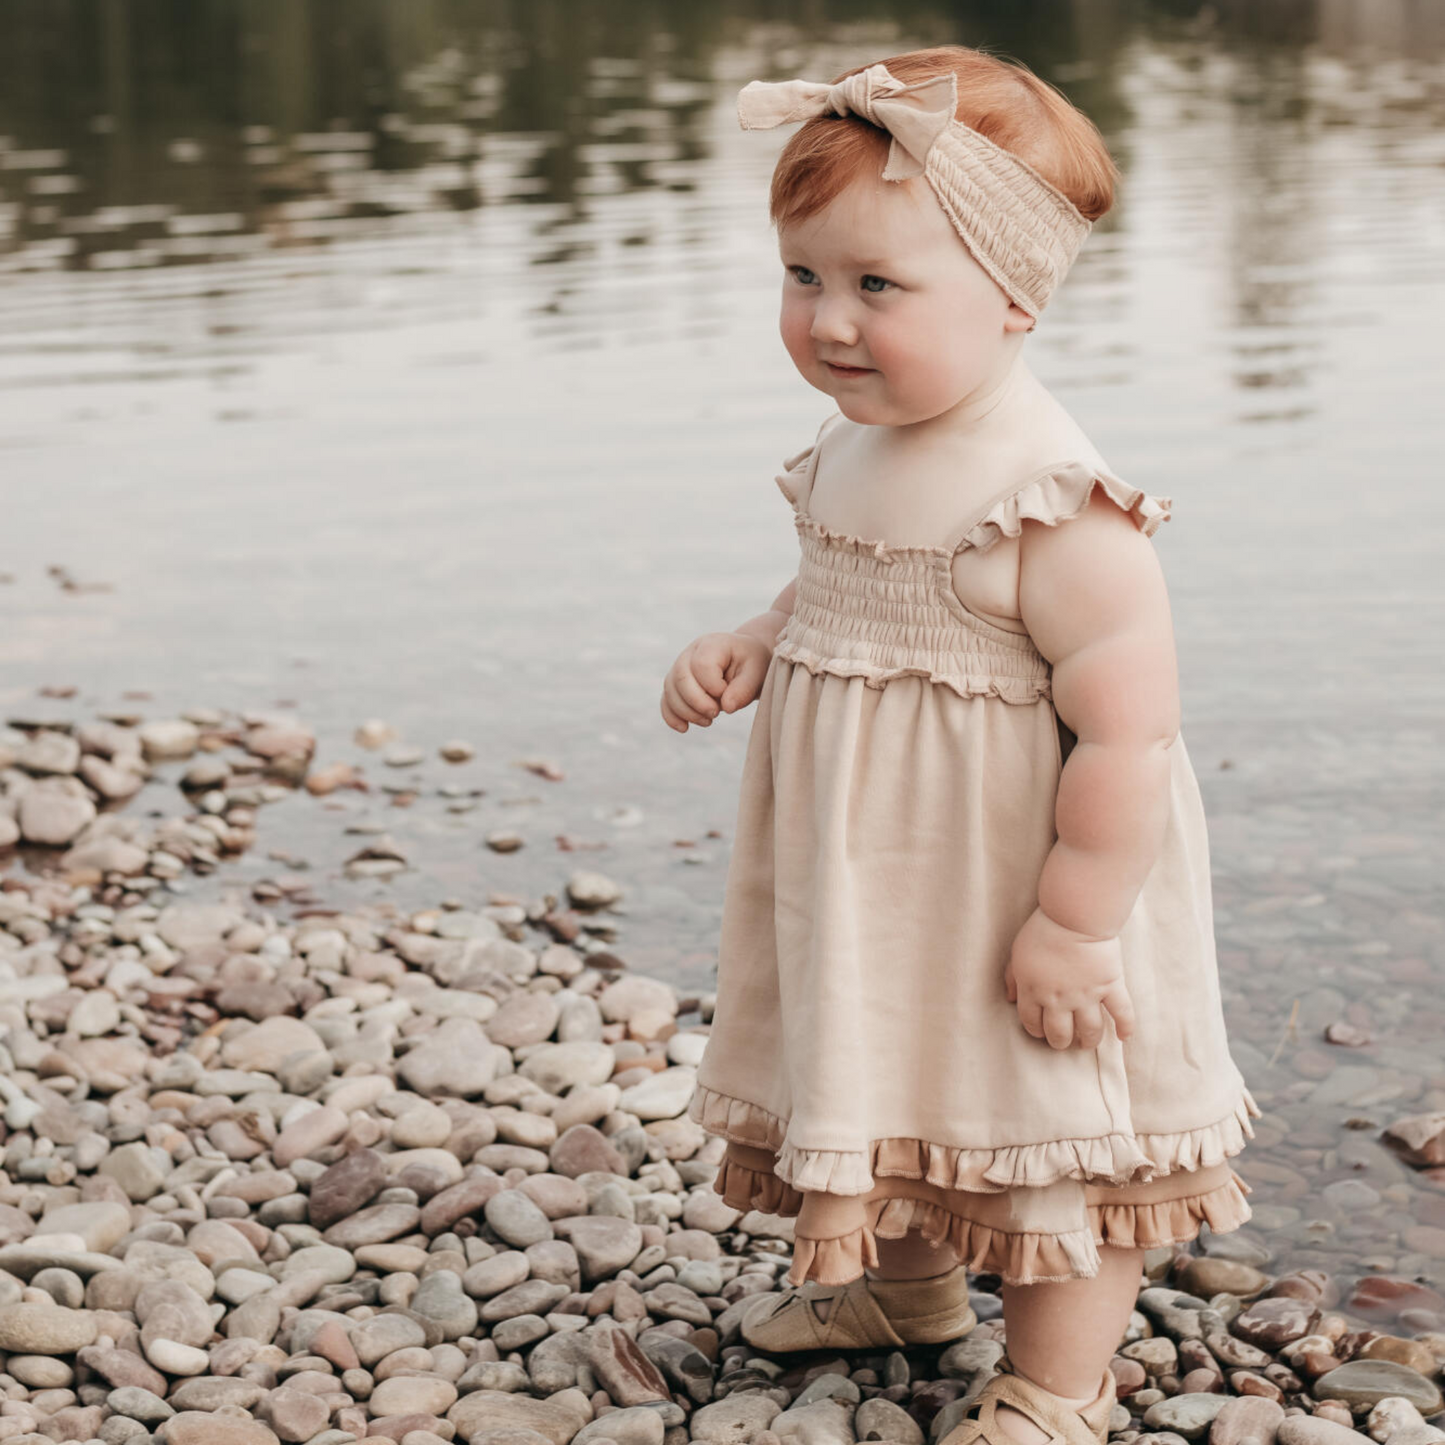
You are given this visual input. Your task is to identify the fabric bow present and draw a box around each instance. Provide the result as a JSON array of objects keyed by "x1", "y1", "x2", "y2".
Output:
[{"x1": 737, "y1": 62, "x2": 958, "y2": 180}]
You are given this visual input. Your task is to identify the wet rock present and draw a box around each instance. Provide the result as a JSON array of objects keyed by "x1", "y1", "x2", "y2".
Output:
[
  {"x1": 1143, "y1": 1394, "x2": 1231, "y2": 1440},
  {"x1": 1383, "y1": 1114, "x2": 1445, "y2": 1167},
  {"x1": 1312, "y1": 1361, "x2": 1443, "y2": 1416},
  {"x1": 1232, "y1": 1298, "x2": 1322, "y2": 1350},
  {"x1": 1179, "y1": 1258, "x2": 1270, "y2": 1299}
]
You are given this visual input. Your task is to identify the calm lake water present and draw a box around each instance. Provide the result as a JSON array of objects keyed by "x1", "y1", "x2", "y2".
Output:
[{"x1": 3, "y1": 1, "x2": 1444, "y2": 1302}]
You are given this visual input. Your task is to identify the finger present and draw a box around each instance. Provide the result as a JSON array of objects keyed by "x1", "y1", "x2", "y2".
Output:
[
  {"x1": 1042, "y1": 1006, "x2": 1074, "y2": 1051},
  {"x1": 660, "y1": 696, "x2": 688, "y2": 733},
  {"x1": 1073, "y1": 1005, "x2": 1105, "y2": 1051},
  {"x1": 1004, "y1": 965, "x2": 1016, "y2": 1004},
  {"x1": 1018, "y1": 1000, "x2": 1044, "y2": 1040},
  {"x1": 1104, "y1": 983, "x2": 1136, "y2": 1041},
  {"x1": 690, "y1": 643, "x2": 730, "y2": 699},
  {"x1": 671, "y1": 669, "x2": 719, "y2": 723},
  {"x1": 720, "y1": 654, "x2": 765, "y2": 711}
]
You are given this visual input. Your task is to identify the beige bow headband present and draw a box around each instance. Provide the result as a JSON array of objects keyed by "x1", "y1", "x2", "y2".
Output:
[{"x1": 737, "y1": 62, "x2": 1092, "y2": 318}]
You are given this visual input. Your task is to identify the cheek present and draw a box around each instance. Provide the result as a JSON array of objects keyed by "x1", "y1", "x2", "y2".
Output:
[
  {"x1": 779, "y1": 298, "x2": 813, "y2": 364},
  {"x1": 874, "y1": 295, "x2": 997, "y2": 381}
]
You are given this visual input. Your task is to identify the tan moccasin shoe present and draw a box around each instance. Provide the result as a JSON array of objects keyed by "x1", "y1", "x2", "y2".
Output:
[
  {"x1": 739, "y1": 1262, "x2": 978, "y2": 1352},
  {"x1": 939, "y1": 1354, "x2": 1117, "y2": 1445}
]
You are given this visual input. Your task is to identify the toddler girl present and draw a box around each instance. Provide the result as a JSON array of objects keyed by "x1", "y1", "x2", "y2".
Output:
[{"x1": 661, "y1": 46, "x2": 1259, "y2": 1445}]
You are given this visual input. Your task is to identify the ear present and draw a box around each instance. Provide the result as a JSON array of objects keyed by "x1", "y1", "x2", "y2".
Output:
[{"x1": 1003, "y1": 302, "x2": 1036, "y2": 335}]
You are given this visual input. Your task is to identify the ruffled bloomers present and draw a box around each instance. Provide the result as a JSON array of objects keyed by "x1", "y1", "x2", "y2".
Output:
[{"x1": 695, "y1": 1082, "x2": 1259, "y2": 1288}]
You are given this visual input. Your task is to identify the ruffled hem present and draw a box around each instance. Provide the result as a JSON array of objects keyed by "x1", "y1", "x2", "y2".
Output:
[
  {"x1": 1088, "y1": 1170, "x2": 1253, "y2": 1250},
  {"x1": 962, "y1": 464, "x2": 1172, "y2": 557},
  {"x1": 688, "y1": 1079, "x2": 1261, "y2": 1193},
  {"x1": 770, "y1": 639, "x2": 1051, "y2": 706},
  {"x1": 777, "y1": 1168, "x2": 1253, "y2": 1287}
]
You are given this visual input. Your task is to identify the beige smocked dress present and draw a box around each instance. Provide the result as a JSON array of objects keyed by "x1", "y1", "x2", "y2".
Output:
[{"x1": 686, "y1": 411, "x2": 1261, "y2": 1289}]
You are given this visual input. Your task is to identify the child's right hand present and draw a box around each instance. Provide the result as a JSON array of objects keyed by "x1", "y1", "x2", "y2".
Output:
[
  {"x1": 661, "y1": 632, "x2": 772, "y2": 733},
  {"x1": 1003, "y1": 906, "x2": 1137, "y2": 1050}
]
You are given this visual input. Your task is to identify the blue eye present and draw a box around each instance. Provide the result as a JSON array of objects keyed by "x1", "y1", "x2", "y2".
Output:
[{"x1": 786, "y1": 265, "x2": 894, "y2": 293}]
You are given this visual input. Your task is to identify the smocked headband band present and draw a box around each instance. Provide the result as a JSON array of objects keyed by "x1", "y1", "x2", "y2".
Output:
[{"x1": 737, "y1": 62, "x2": 1093, "y2": 318}]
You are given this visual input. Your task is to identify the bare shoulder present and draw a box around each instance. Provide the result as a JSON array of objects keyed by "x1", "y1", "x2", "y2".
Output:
[{"x1": 992, "y1": 381, "x2": 1110, "y2": 480}]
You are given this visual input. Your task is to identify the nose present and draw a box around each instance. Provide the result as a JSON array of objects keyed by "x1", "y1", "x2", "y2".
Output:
[{"x1": 809, "y1": 293, "x2": 860, "y2": 347}]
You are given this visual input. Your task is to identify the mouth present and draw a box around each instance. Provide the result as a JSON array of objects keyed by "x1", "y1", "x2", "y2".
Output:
[{"x1": 825, "y1": 361, "x2": 873, "y2": 378}]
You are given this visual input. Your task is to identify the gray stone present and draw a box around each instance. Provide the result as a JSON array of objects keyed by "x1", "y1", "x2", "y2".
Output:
[
  {"x1": 690, "y1": 1395, "x2": 785, "y2": 1443},
  {"x1": 1143, "y1": 1394, "x2": 1231, "y2": 1441},
  {"x1": 573, "y1": 1407, "x2": 666, "y2": 1445},
  {"x1": 1313, "y1": 1362, "x2": 1444, "y2": 1417},
  {"x1": 485, "y1": 1190, "x2": 554, "y2": 1248},
  {"x1": 855, "y1": 1398, "x2": 923, "y2": 1444},
  {"x1": 107, "y1": 1387, "x2": 175, "y2": 1424},
  {"x1": 769, "y1": 1397, "x2": 856, "y2": 1443},
  {"x1": 409, "y1": 1270, "x2": 478, "y2": 1340},
  {"x1": 553, "y1": 1215, "x2": 643, "y2": 1283}
]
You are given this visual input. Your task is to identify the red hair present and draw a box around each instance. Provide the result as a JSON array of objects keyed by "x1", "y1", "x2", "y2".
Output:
[{"x1": 767, "y1": 45, "x2": 1119, "y2": 230}]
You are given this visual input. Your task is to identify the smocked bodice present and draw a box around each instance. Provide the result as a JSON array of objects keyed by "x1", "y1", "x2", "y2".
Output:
[
  {"x1": 770, "y1": 422, "x2": 1173, "y2": 708},
  {"x1": 774, "y1": 518, "x2": 1056, "y2": 705}
]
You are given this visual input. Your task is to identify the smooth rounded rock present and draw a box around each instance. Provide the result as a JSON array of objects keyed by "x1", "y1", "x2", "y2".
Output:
[
  {"x1": 0, "y1": 1303, "x2": 98, "y2": 1353},
  {"x1": 1143, "y1": 1394, "x2": 1231, "y2": 1440},
  {"x1": 1313, "y1": 1361, "x2": 1444, "y2": 1416}
]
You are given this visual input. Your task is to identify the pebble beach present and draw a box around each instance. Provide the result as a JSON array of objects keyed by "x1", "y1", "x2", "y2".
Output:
[{"x1": 0, "y1": 704, "x2": 1444, "y2": 1445}]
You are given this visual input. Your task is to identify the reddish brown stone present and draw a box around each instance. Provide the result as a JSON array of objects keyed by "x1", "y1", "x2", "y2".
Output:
[
  {"x1": 1263, "y1": 1270, "x2": 1340, "y2": 1308},
  {"x1": 1384, "y1": 1113, "x2": 1445, "y2": 1167},
  {"x1": 1347, "y1": 1276, "x2": 1445, "y2": 1322},
  {"x1": 418, "y1": 1174, "x2": 503, "y2": 1235},
  {"x1": 1232, "y1": 1297, "x2": 1322, "y2": 1350}
]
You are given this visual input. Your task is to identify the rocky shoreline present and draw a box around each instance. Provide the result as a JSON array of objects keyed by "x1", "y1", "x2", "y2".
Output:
[{"x1": 2, "y1": 706, "x2": 1445, "y2": 1445}]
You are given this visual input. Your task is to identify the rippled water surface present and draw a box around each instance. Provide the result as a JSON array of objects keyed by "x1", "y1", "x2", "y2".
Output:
[{"x1": 2, "y1": 1, "x2": 1444, "y2": 1299}]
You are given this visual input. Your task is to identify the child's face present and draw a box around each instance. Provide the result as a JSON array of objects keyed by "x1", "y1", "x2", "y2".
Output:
[{"x1": 777, "y1": 172, "x2": 1034, "y2": 426}]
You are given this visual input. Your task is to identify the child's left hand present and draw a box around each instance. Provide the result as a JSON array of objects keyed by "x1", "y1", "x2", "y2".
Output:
[{"x1": 1003, "y1": 906, "x2": 1136, "y2": 1050}]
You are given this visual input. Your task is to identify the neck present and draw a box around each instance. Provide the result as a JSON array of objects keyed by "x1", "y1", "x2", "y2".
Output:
[{"x1": 902, "y1": 345, "x2": 1029, "y2": 441}]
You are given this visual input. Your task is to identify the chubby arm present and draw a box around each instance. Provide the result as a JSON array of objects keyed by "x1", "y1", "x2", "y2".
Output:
[
  {"x1": 1018, "y1": 490, "x2": 1181, "y2": 940},
  {"x1": 733, "y1": 575, "x2": 798, "y2": 651}
]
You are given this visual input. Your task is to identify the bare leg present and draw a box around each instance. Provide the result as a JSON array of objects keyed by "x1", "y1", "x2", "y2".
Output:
[
  {"x1": 868, "y1": 1227, "x2": 960, "y2": 1281},
  {"x1": 989, "y1": 1244, "x2": 1143, "y2": 1445},
  {"x1": 809, "y1": 1227, "x2": 960, "y2": 1322}
]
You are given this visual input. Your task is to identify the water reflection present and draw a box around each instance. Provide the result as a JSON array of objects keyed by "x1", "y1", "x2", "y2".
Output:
[{"x1": 1, "y1": 0, "x2": 1444, "y2": 1302}]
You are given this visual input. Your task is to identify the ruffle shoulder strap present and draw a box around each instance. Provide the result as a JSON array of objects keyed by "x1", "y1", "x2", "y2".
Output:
[
  {"x1": 774, "y1": 412, "x2": 841, "y2": 511},
  {"x1": 960, "y1": 461, "x2": 1172, "y2": 556}
]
